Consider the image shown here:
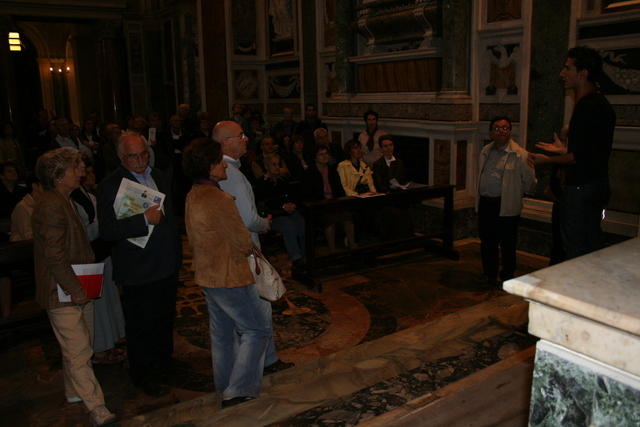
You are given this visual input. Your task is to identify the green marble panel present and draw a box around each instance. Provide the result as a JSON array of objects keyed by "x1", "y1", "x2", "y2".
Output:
[
  {"x1": 530, "y1": 348, "x2": 640, "y2": 426},
  {"x1": 527, "y1": 0, "x2": 570, "y2": 197}
]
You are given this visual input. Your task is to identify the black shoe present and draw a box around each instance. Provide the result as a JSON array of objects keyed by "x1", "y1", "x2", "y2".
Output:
[
  {"x1": 221, "y1": 396, "x2": 254, "y2": 408},
  {"x1": 136, "y1": 378, "x2": 169, "y2": 398},
  {"x1": 264, "y1": 359, "x2": 294, "y2": 375}
]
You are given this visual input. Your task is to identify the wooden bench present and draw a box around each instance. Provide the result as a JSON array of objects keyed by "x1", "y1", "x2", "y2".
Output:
[{"x1": 300, "y1": 184, "x2": 458, "y2": 276}]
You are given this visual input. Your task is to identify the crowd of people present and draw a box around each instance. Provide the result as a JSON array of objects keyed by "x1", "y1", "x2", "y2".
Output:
[
  {"x1": 0, "y1": 45, "x2": 615, "y2": 425},
  {"x1": 0, "y1": 101, "x2": 412, "y2": 424}
]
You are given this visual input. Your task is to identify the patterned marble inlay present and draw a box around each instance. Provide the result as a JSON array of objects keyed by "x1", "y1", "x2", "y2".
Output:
[
  {"x1": 324, "y1": 103, "x2": 472, "y2": 121},
  {"x1": 530, "y1": 344, "x2": 640, "y2": 426},
  {"x1": 612, "y1": 104, "x2": 640, "y2": 126},
  {"x1": 479, "y1": 103, "x2": 521, "y2": 122}
]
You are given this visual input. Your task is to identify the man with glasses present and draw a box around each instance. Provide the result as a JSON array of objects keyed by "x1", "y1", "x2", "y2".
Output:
[
  {"x1": 215, "y1": 121, "x2": 271, "y2": 246},
  {"x1": 475, "y1": 117, "x2": 536, "y2": 286},
  {"x1": 97, "y1": 132, "x2": 180, "y2": 397}
]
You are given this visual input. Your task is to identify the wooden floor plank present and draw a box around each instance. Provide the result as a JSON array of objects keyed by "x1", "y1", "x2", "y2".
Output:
[{"x1": 360, "y1": 347, "x2": 535, "y2": 427}]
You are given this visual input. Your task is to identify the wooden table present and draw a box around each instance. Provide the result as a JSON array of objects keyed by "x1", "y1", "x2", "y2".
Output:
[{"x1": 300, "y1": 184, "x2": 458, "y2": 276}]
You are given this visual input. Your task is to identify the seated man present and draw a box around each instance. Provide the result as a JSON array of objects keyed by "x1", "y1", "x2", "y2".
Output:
[
  {"x1": 372, "y1": 135, "x2": 408, "y2": 193},
  {"x1": 255, "y1": 153, "x2": 307, "y2": 279}
]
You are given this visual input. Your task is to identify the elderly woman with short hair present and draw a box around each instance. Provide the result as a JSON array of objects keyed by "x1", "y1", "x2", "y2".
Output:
[
  {"x1": 183, "y1": 138, "x2": 272, "y2": 408},
  {"x1": 32, "y1": 147, "x2": 115, "y2": 425}
]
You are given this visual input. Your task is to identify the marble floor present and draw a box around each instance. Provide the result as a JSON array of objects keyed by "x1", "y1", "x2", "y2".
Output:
[{"x1": 0, "y1": 239, "x2": 548, "y2": 426}]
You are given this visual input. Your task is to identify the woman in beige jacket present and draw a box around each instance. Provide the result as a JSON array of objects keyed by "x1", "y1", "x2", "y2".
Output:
[
  {"x1": 183, "y1": 138, "x2": 272, "y2": 408},
  {"x1": 32, "y1": 147, "x2": 115, "y2": 425}
]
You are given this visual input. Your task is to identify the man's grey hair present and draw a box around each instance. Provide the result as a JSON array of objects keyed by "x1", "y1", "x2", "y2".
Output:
[{"x1": 117, "y1": 131, "x2": 149, "y2": 157}]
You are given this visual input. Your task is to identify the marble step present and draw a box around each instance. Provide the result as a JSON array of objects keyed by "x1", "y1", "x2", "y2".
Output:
[
  {"x1": 122, "y1": 294, "x2": 528, "y2": 426},
  {"x1": 359, "y1": 346, "x2": 535, "y2": 427}
]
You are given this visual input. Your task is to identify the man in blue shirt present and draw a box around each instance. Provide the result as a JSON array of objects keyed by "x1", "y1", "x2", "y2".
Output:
[{"x1": 214, "y1": 120, "x2": 293, "y2": 375}]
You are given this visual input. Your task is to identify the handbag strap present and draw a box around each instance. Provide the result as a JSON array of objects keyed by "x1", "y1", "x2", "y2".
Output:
[{"x1": 251, "y1": 246, "x2": 267, "y2": 275}]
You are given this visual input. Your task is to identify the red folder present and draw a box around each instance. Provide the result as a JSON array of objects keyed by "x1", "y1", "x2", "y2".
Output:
[
  {"x1": 76, "y1": 273, "x2": 104, "y2": 299},
  {"x1": 57, "y1": 263, "x2": 105, "y2": 302}
]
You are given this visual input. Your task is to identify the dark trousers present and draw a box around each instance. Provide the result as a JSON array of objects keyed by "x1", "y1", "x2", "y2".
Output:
[
  {"x1": 121, "y1": 274, "x2": 177, "y2": 384},
  {"x1": 549, "y1": 201, "x2": 565, "y2": 265},
  {"x1": 559, "y1": 182, "x2": 609, "y2": 260},
  {"x1": 478, "y1": 197, "x2": 519, "y2": 282}
]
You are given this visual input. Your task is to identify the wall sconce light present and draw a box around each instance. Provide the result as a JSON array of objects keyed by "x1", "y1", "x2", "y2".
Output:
[
  {"x1": 8, "y1": 32, "x2": 22, "y2": 52},
  {"x1": 49, "y1": 61, "x2": 71, "y2": 73}
]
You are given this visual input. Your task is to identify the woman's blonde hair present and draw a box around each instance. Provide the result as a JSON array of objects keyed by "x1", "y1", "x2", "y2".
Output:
[{"x1": 36, "y1": 147, "x2": 81, "y2": 190}]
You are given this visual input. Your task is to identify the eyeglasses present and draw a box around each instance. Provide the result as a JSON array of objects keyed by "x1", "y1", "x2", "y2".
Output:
[
  {"x1": 492, "y1": 126, "x2": 511, "y2": 132},
  {"x1": 124, "y1": 151, "x2": 150, "y2": 160},
  {"x1": 227, "y1": 132, "x2": 247, "y2": 140}
]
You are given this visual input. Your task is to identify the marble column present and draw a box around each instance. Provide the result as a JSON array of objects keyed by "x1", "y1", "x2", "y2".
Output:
[
  {"x1": 441, "y1": 0, "x2": 471, "y2": 94},
  {"x1": 526, "y1": 0, "x2": 569, "y2": 153},
  {"x1": 199, "y1": 0, "x2": 227, "y2": 121},
  {"x1": 300, "y1": 1, "x2": 318, "y2": 106},
  {"x1": 96, "y1": 20, "x2": 129, "y2": 124}
]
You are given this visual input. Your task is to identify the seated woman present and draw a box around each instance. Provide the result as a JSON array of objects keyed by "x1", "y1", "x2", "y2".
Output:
[
  {"x1": 0, "y1": 162, "x2": 28, "y2": 219},
  {"x1": 284, "y1": 134, "x2": 310, "y2": 182},
  {"x1": 303, "y1": 146, "x2": 356, "y2": 252},
  {"x1": 32, "y1": 147, "x2": 115, "y2": 425},
  {"x1": 183, "y1": 138, "x2": 273, "y2": 408},
  {"x1": 10, "y1": 175, "x2": 42, "y2": 241},
  {"x1": 250, "y1": 136, "x2": 280, "y2": 181},
  {"x1": 255, "y1": 153, "x2": 307, "y2": 277},
  {"x1": 336, "y1": 140, "x2": 377, "y2": 196}
]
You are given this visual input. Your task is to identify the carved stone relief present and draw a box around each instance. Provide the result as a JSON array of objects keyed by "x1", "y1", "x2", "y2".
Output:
[
  {"x1": 268, "y1": 72, "x2": 300, "y2": 99},
  {"x1": 486, "y1": 43, "x2": 519, "y2": 96},
  {"x1": 234, "y1": 70, "x2": 259, "y2": 100},
  {"x1": 355, "y1": 0, "x2": 440, "y2": 54},
  {"x1": 324, "y1": 62, "x2": 341, "y2": 97},
  {"x1": 268, "y1": 0, "x2": 296, "y2": 56},
  {"x1": 600, "y1": 48, "x2": 640, "y2": 95}
]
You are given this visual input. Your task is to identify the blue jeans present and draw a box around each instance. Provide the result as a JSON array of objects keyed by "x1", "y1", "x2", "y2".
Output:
[
  {"x1": 201, "y1": 285, "x2": 272, "y2": 398},
  {"x1": 271, "y1": 211, "x2": 306, "y2": 261}
]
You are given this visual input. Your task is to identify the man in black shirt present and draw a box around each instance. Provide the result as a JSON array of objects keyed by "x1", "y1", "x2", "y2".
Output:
[{"x1": 531, "y1": 46, "x2": 616, "y2": 259}]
